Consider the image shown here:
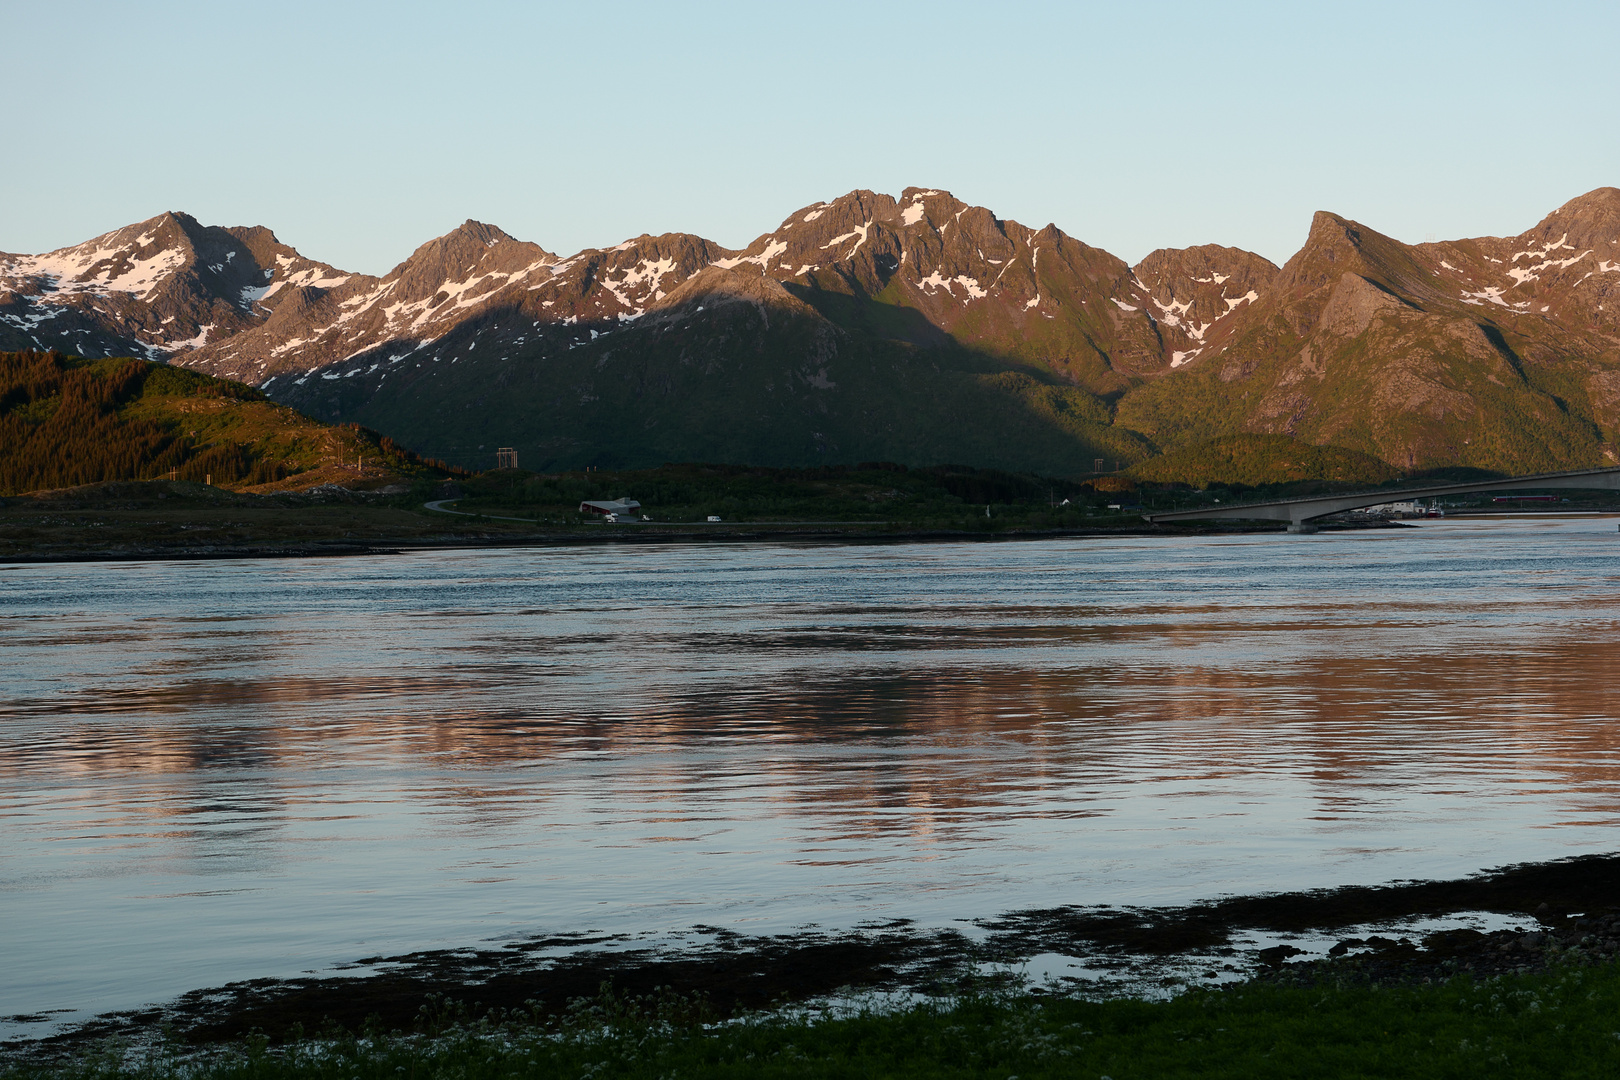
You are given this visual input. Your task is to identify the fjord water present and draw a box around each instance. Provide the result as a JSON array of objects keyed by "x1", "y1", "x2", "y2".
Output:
[{"x1": 4, "y1": 518, "x2": 1620, "y2": 1030}]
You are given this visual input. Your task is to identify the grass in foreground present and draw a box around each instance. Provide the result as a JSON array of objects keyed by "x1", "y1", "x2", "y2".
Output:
[{"x1": 12, "y1": 963, "x2": 1620, "y2": 1080}]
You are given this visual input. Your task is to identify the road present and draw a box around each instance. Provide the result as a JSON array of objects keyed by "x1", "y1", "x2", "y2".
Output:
[{"x1": 421, "y1": 499, "x2": 539, "y2": 523}]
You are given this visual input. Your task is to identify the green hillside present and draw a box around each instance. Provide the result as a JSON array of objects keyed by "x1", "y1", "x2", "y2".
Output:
[
  {"x1": 0, "y1": 351, "x2": 456, "y2": 496},
  {"x1": 1129, "y1": 434, "x2": 1400, "y2": 488},
  {"x1": 1114, "y1": 313, "x2": 1610, "y2": 476},
  {"x1": 317, "y1": 289, "x2": 1158, "y2": 478}
]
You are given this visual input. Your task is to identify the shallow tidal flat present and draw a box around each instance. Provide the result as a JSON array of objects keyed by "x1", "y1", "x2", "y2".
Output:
[{"x1": 3, "y1": 515, "x2": 1620, "y2": 1048}]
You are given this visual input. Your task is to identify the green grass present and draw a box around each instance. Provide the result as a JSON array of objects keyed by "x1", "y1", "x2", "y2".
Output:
[{"x1": 13, "y1": 964, "x2": 1620, "y2": 1079}]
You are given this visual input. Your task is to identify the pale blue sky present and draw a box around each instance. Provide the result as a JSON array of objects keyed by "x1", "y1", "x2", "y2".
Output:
[{"x1": 4, "y1": 1, "x2": 1616, "y2": 274}]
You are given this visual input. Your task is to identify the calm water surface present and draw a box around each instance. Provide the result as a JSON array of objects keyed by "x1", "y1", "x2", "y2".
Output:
[{"x1": 3, "y1": 517, "x2": 1620, "y2": 1028}]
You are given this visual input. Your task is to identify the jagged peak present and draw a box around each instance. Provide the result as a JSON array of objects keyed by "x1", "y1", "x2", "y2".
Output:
[
  {"x1": 1131, "y1": 245, "x2": 1278, "y2": 313},
  {"x1": 897, "y1": 186, "x2": 964, "y2": 213},
  {"x1": 30, "y1": 211, "x2": 195, "y2": 258},
  {"x1": 399, "y1": 219, "x2": 531, "y2": 260},
  {"x1": 770, "y1": 188, "x2": 894, "y2": 230},
  {"x1": 228, "y1": 224, "x2": 284, "y2": 247},
  {"x1": 1547, "y1": 187, "x2": 1620, "y2": 216},
  {"x1": 451, "y1": 219, "x2": 519, "y2": 247},
  {"x1": 385, "y1": 220, "x2": 556, "y2": 290},
  {"x1": 662, "y1": 264, "x2": 802, "y2": 305},
  {"x1": 647, "y1": 265, "x2": 826, "y2": 331},
  {"x1": 1517, "y1": 187, "x2": 1620, "y2": 250},
  {"x1": 1305, "y1": 210, "x2": 1369, "y2": 245},
  {"x1": 1267, "y1": 211, "x2": 1408, "y2": 299},
  {"x1": 1136, "y1": 242, "x2": 1278, "y2": 268},
  {"x1": 587, "y1": 230, "x2": 715, "y2": 260}
]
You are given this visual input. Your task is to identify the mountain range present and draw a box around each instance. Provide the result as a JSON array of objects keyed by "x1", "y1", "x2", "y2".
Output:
[{"x1": 4, "y1": 186, "x2": 1619, "y2": 476}]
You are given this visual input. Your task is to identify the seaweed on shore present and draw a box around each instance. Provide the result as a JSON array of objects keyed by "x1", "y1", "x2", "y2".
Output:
[
  {"x1": 977, "y1": 851, "x2": 1620, "y2": 956},
  {"x1": 7, "y1": 853, "x2": 1618, "y2": 1063}
]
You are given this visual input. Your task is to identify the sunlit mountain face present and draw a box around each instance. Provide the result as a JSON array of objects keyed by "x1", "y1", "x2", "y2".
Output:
[{"x1": 7, "y1": 188, "x2": 1620, "y2": 475}]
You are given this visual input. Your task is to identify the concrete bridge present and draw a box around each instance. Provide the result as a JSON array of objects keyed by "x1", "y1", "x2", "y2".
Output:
[{"x1": 1141, "y1": 465, "x2": 1620, "y2": 532}]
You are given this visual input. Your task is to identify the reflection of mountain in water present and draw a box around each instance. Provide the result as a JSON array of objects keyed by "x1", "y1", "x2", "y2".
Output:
[
  {"x1": 16, "y1": 606, "x2": 1620, "y2": 822},
  {"x1": 6, "y1": 520, "x2": 1620, "y2": 1027}
]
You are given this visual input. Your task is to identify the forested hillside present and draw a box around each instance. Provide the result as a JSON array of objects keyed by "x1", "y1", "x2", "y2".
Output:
[
  {"x1": 1129, "y1": 434, "x2": 1400, "y2": 488},
  {"x1": 0, "y1": 351, "x2": 454, "y2": 496}
]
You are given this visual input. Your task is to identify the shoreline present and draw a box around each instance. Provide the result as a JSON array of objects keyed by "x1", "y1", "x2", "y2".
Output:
[
  {"x1": 7, "y1": 851, "x2": 1615, "y2": 1062},
  {"x1": 0, "y1": 519, "x2": 1411, "y2": 566}
]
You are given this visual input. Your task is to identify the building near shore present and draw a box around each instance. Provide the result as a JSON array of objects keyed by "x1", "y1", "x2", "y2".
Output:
[
  {"x1": 580, "y1": 498, "x2": 641, "y2": 521},
  {"x1": 1364, "y1": 499, "x2": 1443, "y2": 518}
]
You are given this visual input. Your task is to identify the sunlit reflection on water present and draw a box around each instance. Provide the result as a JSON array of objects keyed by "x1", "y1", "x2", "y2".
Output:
[{"x1": 3, "y1": 516, "x2": 1619, "y2": 1023}]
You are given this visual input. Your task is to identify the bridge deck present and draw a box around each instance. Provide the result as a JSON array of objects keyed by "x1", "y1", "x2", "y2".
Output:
[{"x1": 1141, "y1": 465, "x2": 1620, "y2": 526}]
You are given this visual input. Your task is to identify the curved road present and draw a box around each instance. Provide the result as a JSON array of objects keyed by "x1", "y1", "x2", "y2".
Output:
[{"x1": 422, "y1": 499, "x2": 539, "y2": 523}]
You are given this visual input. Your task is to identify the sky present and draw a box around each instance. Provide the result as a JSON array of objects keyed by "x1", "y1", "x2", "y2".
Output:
[{"x1": 3, "y1": 0, "x2": 1617, "y2": 275}]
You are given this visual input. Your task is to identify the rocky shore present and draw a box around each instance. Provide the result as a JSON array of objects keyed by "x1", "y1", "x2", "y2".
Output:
[
  {"x1": 6, "y1": 853, "x2": 1617, "y2": 1064},
  {"x1": 1262, "y1": 907, "x2": 1620, "y2": 986}
]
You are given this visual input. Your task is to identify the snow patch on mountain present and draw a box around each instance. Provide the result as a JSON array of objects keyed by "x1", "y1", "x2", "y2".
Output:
[
  {"x1": 162, "y1": 323, "x2": 215, "y2": 352},
  {"x1": 915, "y1": 271, "x2": 987, "y2": 301},
  {"x1": 0, "y1": 306, "x2": 67, "y2": 329},
  {"x1": 714, "y1": 239, "x2": 789, "y2": 271},
  {"x1": 1151, "y1": 296, "x2": 1193, "y2": 327},
  {"x1": 1506, "y1": 249, "x2": 1590, "y2": 286},
  {"x1": 1462, "y1": 285, "x2": 1510, "y2": 307},
  {"x1": 2, "y1": 242, "x2": 186, "y2": 300},
  {"x1": 280, "y1": 266, "x2": 353, "y2": 291},
  {"x1": 1513, "y1": 233, "x2": 1577, "y2": 262},
  {"x1": 597, "y1": 256, "x2": 679, "y2": 314},
  {"x1": 818, "y1": 224, "x2": 870, "y2": 256}
]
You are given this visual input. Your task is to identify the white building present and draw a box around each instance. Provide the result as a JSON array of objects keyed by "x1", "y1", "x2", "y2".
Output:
[{"x1": 579, "y1": 498, "x2": 641, "y2": 521}]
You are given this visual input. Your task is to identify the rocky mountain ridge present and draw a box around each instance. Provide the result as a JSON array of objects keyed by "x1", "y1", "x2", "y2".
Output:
[
  {"x1": 0, "y1": 212, "x2": 350, "y2": 362},
  {"x1": 1116, "y1": 191, "x2": 1620, "y2": 473},
  {"x1": 5, "y1": 187, "x2": 1619, "y2": 475}
]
